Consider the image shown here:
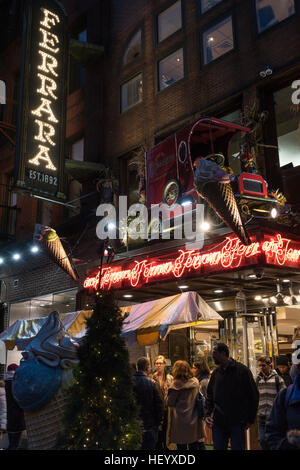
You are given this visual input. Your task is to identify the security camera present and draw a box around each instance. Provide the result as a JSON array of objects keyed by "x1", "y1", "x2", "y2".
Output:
[
  {"x1": 259, "y1": 66, "x2": 273, "y2": 78},
  {"x1": 253, "y1": 268, "x2": 264, "y2": 280},
  {"x1": 265, "y1": 65, "x2": 273, "y2": 76}
]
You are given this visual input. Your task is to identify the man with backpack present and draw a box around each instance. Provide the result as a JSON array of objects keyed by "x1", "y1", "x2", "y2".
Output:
[{"x1": 256, "y1": 355, "x2": 285, "y2": 450}]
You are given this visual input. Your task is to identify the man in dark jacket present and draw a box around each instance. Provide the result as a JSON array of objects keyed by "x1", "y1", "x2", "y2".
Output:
[
  {"x1": 133, "y1": 357, "x2": 163, "y2": 450},
  {"x1": 205, "y1": 343, "x2": 259, "y2": 450}
]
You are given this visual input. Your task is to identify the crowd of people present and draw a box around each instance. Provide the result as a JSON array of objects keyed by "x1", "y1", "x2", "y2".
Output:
[
  {"x1": 0, "y1": 341, "x2": 299, "y2": 451},
  {"x1": 132, "y1": 343, "x2": 300, "y2": 451}
]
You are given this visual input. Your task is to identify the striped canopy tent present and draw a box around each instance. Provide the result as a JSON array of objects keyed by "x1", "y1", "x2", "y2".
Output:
[{"x1": 0, "y1": 291, "x2": 222, "y2": 351}]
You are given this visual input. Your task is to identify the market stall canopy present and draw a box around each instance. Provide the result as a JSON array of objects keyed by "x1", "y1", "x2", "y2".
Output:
[
  {"x1": 120, "y1": 291, "x2": 222, "y2": 346},
  {"x1": 0, "y1": 292, "x2": 221, "y2": 351}
]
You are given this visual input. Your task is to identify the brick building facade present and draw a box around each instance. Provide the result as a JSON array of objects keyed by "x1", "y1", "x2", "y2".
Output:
[{"x1": 0, "y1": 0, "x2": 300, "y2": 371}]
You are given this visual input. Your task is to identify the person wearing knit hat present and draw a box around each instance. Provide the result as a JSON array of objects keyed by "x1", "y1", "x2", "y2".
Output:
[
  {"x1": 4, "y1": 363, "x2": 26, "y2": 450},
  {"x1": 276, "y1": 356, "x2": 293, "y2": 387}
]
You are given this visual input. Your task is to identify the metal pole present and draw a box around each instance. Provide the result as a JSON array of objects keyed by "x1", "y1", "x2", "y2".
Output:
[{"x1": 242, "y1": 316, "x2": 249, "y2": 367}]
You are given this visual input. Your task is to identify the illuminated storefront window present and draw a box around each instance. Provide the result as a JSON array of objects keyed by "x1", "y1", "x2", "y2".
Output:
[{"x1": 7, "y1": 289, "x2": 78, "y2": 365}]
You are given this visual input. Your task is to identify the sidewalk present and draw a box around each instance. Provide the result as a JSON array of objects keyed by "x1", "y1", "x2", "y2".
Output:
[
  {"x1": 0, "y1": 432, "x2": 8, "y2": 449},
  {"x1": 0, "y1": 431, "x2": 27, "y2": 450}
]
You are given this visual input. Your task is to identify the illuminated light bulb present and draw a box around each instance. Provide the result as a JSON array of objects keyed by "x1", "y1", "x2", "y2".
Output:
[
  {"x1": 31, "y1": 245, "x2": 39, "y2": 253},
  {"x1": 178, "y1": 285, "x2": 188, "y2": 289},
  {"x1": 214, "y1": 289, "x2": 223, "y2": 294},
  {"x1": 255, "y1": 295, "x2": 262, "y2": 301},
  {"x1": 181, "y1": 199, "x2": 192, "y2": 207},
  {"x1": 123, "y1": 294, "x2": 133, "y2": 298},
  {"x1": 12, "y1": 253, "x2": 21, "y2": 261},
  {"x1": 262, "y1": 297, "x2": 269, "y2": 302},
  {"x1": 201, "y1": 221, "x2": 211, "y2": 232},
  {"x1": 271, "y1": 207, "x2": 278, "y2": 219},
  {"x1": 270, "y1": 296, "x2": 278, "y2": 304},
  {"x1": 0, "y1": 257, "x2": 4, "y2": 264}
]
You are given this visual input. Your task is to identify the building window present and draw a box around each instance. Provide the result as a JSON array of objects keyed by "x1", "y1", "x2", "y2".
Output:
[
  {"x1": 69, "y1": 28, "x2": 87, "y2": 94},
  {"x1": 123, "y1": 29, "x2": 142, "y2": 66},
  {"x1": 200, "y1": 0, "x2": 223, "y2": 14},
  {"x1": 202, "y1": 16, "x2": 234, "y2": 65},
  {"x1": 157, "y1": 0, "x2": 182, "y2": 43},
  {"x1": 0, "y1": 176, "x2": 18, "y2": 237},
  {"x1": 256, "y1": 0, "x2": 295, "y2": 33},
  {"x1": 121, "y1": 74, "x2": 143, "y2": 112},
  {"x1": 274, "y1": 86, "x2": 300, "y2": 169},
  {"x1": 68, "y1": 138, "x2": 84, "y2": 217},
  {"x1": 220, "y1": 109, "x2": 242, "y2": 175},
  {"x1": 158, "y1": 48, "x2": 184, "y2": 90},
  {"x1": 11, "y1": 75, "x2": 20, "y2": 126},
  {"x1": 71, "y1": 138, "x2": 84, "y2": 161}
]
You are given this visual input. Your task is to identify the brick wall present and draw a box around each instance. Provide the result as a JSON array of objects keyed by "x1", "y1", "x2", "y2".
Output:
[{"x1": 101, "y1": 0, "x2": 300, "y2": 165}]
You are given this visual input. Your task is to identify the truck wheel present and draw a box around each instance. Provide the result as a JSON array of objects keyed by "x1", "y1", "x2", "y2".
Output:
[
  {"x1": 162, "y1": 179, "x2": 181, "y2": 207},
  {"x1": 148, "y1": 216, "x2": 162, "y2": 240}
]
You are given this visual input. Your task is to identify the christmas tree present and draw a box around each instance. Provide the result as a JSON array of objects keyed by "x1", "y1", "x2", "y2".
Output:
[{"x1": 56, "y1": 291, "x2": 142, "y2": 450}]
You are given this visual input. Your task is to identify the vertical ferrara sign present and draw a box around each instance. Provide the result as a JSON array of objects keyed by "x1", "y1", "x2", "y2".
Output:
[{"x1": 15, "y1": 0, "x2": 68, "y2": 200}]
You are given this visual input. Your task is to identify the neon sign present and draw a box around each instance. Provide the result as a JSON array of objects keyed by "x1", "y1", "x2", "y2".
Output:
[
  {"x1": 84, "y1": 233, "x2": 300, "y2": 291},
  {"x1": 29, "y1": 8, "x2": 60, "y2": 171},
  {"x1": 15, "y1": 0, "x2": 68, "y2": 200}
]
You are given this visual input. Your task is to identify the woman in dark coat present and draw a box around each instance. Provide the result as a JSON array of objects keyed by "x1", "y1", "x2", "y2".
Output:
[{"x1": 4, "y1": 363, "x2": 26, "y2": 450}]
